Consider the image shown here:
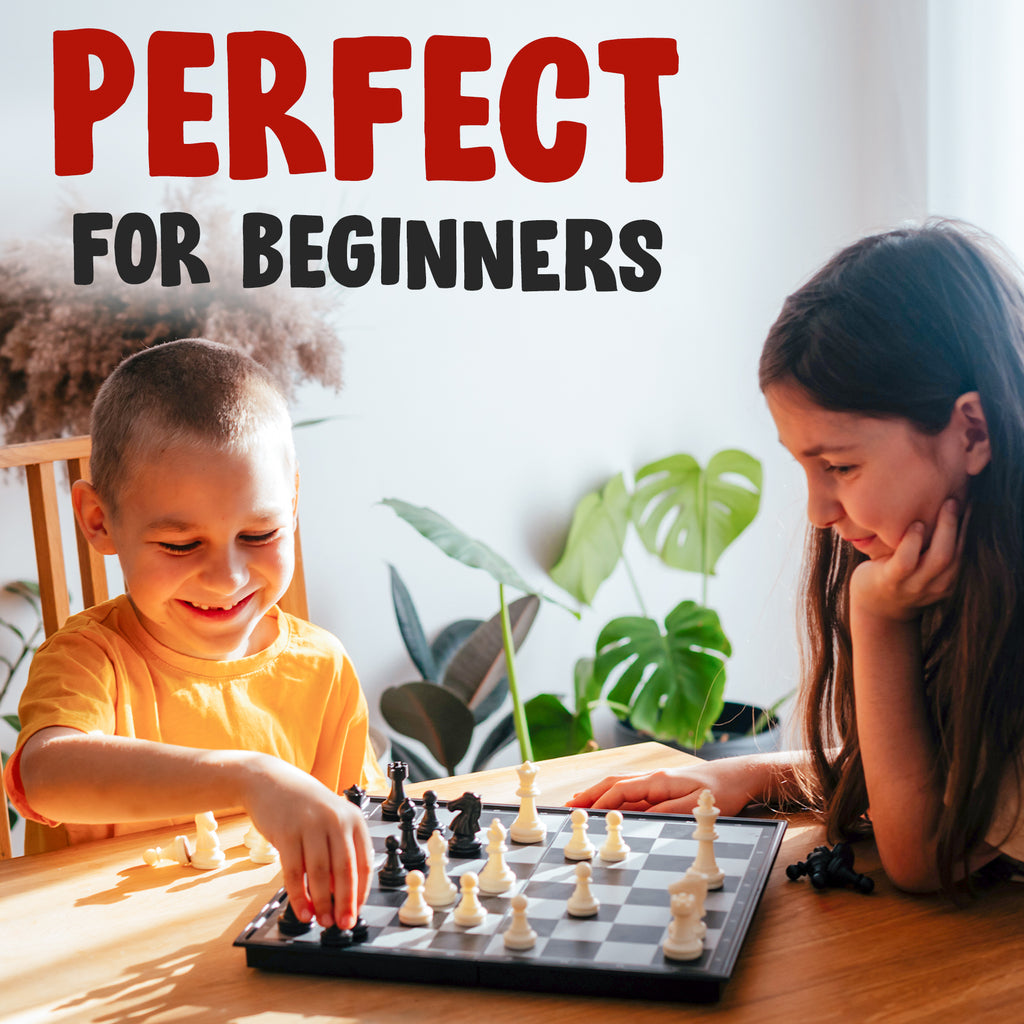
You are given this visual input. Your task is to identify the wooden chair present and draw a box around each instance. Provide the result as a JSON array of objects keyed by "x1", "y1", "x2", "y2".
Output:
[{"x1": 0, "y1": 436, "x2": 308, "y2": 858}]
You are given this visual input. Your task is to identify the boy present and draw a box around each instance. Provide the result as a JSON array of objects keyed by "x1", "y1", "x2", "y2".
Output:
[{"x1": 3, "y1": 338, "x2": 382, "y2": 931}]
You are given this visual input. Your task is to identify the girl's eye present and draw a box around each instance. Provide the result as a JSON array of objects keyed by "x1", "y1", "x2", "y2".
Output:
[
  {"x1": 824, "y1": 463, "x2": 855, "y2": 476},
  {"x1": 159, "y1": 541, "x2": 200, "y2": 554}
]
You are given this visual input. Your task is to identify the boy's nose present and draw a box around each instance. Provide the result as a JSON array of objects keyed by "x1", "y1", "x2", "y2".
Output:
[{"x1": 201, "y1": 547, "x2": 249, "y2": 593}]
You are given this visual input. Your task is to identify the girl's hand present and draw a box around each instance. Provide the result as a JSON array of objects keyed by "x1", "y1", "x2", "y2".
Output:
[
  {"x1": 850, "y1": 499, "x2": 964, "y2": 622},
  {"x1": 566, "y1": 756, "x2": 764, "y2": 817}
]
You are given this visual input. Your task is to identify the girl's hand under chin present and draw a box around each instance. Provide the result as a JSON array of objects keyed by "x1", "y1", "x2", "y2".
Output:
[{"x1": 850, "y1": 498, "x2": 964, "y2": 622}]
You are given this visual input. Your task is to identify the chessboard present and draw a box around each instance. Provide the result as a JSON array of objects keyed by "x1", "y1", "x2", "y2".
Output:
[{"x1": 235, "y1": 795, "x2": 786, "y2": 1003}]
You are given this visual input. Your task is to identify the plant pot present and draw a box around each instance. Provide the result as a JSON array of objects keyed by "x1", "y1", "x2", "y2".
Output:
[{"x1": 610, "y1": 701, "x2": 783, "y2": 761}]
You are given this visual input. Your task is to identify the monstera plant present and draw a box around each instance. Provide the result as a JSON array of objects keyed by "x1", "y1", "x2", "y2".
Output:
[{"x1": 548, "y1": 449, "x2": 763, "y2": 751}]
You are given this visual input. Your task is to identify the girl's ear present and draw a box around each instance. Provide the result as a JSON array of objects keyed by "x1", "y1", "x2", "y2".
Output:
[
  {"x1": 953, "y1": 391, "x2": 992, "y2": 476},
  {"x1": 71, "y1": 480, "x2": 118, "y2": 555}
]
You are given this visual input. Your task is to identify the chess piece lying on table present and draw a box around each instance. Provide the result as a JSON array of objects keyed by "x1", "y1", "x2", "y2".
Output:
[{"x1": 786, "y1": 842, "x2": 874, "y2": 893}]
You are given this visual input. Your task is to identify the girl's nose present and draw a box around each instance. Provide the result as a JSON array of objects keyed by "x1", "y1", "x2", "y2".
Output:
[{"x1": 807, "y1": 487, "x2": 842, "y2": 530}]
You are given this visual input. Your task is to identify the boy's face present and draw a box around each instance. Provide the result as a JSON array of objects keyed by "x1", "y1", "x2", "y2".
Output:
[{"x1": 97, "y1": 431, "x2": 297, "y2": 660}]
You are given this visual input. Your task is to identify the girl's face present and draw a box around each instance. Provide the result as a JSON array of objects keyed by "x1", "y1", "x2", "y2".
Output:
[{"x1": 765, "y1": 381, "x2": 984, "y2": 559}]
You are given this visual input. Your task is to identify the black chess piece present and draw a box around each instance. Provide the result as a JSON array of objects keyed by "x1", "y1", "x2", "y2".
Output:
[
  {"x1": 377, "y1": 834, "x2": 408, "y2": 888},
  {"x1": 398, "y1": 798, "x2": 427, "y2": 870},
  {"x1": 447, "y1": 791, "x2": 483, "y2": 858},
  {"x1": 416, "y1": 789, "x2": 444, "y2": 841},
  {"x1": 343, "y1": 783, "x2": 368, "y2": 811},
  {"x1": 786, "y1": 842, "x2": 874, "y2": 893},
  {"x1": 277, "y1": 901, "x2": 312, "y2": 936},
  {"x1": 381, "y1": 761, "x2": 408, "y2": 821},
  {"x1": 320, "y1": 923, "x2": 354, "y2": 947}
]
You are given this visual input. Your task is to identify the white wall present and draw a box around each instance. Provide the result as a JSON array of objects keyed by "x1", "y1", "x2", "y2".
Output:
[{"x1": 0, "y1": 2, "x2": 929, "y2": 763}]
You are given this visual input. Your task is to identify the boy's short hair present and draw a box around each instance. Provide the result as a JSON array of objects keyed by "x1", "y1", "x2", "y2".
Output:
[{"x1": 90, "y1": 338, "x2": 294, "y2": 510}]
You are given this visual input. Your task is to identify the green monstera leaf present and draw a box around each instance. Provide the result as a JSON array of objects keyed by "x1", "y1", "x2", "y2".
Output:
[
  {"x1": 594, "y1": 600, "x2": 732, "y2": 748},
  {"x1": 631, "y1": 450, "x2": 762, "y2": 578},
  {"x1": 548, "y1": 473, "x2": 630, "y2": 606}
]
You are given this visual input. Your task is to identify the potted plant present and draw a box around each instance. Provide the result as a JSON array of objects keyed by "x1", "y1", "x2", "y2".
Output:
[
  {"x1": 381, "y1": 500, "x2": 593, "y2": 768},
  {"x1": 548, "y1": 449, "x2": 782, "y2": 757}
]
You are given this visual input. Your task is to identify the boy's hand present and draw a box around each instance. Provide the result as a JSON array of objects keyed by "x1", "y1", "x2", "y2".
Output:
[
  {"x1": 241, "y1": 757, "x2": 373, "y2": 930},
  {"x1": 566, "y1": 757, "x2": 760, "y2": 817},
  {"x1": 851, "y1": 498, "x2": 964, "y2": 623}
]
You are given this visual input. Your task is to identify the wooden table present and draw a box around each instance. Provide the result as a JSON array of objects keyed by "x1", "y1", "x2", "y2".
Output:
[{"x1": 2, "y1": 742, "x2": 1023, "y2": 1022}]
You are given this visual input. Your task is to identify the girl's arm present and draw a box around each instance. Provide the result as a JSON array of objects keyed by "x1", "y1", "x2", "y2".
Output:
[
  {"x1": 567, "y1": 748, "x2": 809, "y2": 816},
  {"x1": 849, "y1": 500, "x2": 1000, "y2": 890},
  {"x1": 18, "y1": 726, "x2": 373, "y2": 929}
]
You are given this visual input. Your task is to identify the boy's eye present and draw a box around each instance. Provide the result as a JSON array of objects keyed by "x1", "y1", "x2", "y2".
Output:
[
  {"x1": 241, "y1": 530, "x2": 280, "y2": 544},
  {"x1": 159, "y1": 541, "x2": 200, "y2": 554}
]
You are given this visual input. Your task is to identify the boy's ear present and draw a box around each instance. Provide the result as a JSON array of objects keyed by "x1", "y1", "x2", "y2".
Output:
[
  {"x1": 71, "y1": 480, "x2": 118, "y2": 555},
  {"x1": 953, "y1": 391, "x2": 991, "y2": 476}
]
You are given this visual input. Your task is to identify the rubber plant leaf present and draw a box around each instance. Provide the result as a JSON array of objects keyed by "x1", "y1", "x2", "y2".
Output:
[
  {"x1": 388, "y1": 564, "x2": 437, "y2": 682},
  {"x1": 388, "y1": 738, "x2": 442, "y2": 784},
  {"x1": 431, "y1": 618, "x2": 483, "y2": 682},
  {"x1": 523, "y1": 693, "x2": 595, "y2": 761},
  {"x1": 442, "y1": 595, "x2": 539, "y2": 723},
  {"x1": 381, "y1": 499, "x2": 579, "y2": 617},
  {"x1": 548, "y1": 473, "x2": 630, "y2": 606},
  {"x1": 593, "y1": 600, "x2": 731, "y2": 749},
  {"x1": 471, "y1": 711, "x2": 518, "y2": 772},
  {"x1": 631, "y1": 450, "x2": 762, "y2": 577},
  {"x1": 380, "y1": 681, "x2": 475, "y2": 775}
]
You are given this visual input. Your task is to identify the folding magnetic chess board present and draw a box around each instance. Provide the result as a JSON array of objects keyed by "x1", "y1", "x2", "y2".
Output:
[{"x1": 235, "y1": 796, "x2": 786, "y2": 1003}]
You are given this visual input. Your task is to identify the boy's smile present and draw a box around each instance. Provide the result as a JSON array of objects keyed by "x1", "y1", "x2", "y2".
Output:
[
  {"x1": 765, "y1": 382, "x2": 984, "y2": 559},
  {"x1": 87, "y1": 431, "x2": 297, "y2": 660}
]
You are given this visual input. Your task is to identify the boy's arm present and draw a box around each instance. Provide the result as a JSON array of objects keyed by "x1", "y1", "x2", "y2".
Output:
[{"x1": 19, "y1": 726, "x2": 373, "y2": 929}]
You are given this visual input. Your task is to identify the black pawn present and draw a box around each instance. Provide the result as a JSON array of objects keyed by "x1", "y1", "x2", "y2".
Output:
[
  {"x1": 827, "y1": 842, "x2": 875, "y2": 893},
  {"x1": 377, "y1": 834, "x2": 408, "y2": 888},
  {"x1": 399, "y1": 799, "x2": 427, "y2": 870},
  {"x1": 416, "y1": 789, "x2": 444, "y2": 841},
  {"x1": 278, "y1": 901, "x2": 311, "y2": 936},
  {"x1": 381, "y1": 761, "x2": 408, "y2": 822},
  {"x1": 320, "y1": 923, "x2": 354, "y2": 947}
]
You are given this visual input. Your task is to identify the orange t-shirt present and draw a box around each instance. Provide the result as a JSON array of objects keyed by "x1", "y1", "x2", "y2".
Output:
[{"x1": 4, "y1": 595, "x2": 386, "y2": 853}]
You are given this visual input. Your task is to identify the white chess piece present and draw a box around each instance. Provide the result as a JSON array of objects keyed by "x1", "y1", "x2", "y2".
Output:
[
  {"x1": 399, "y1": 870, "x2": 433, "y2": 926},
  {"x1": 424, "y1": 831, "x2": 458, "y2": 907},
  {"x1": 691, "y1": 789, "x2": 725, "y2": 889},
  {"x1": 564, "y1": 808, "x2": 596, "y2": 861},
  {"x1": 567, "y1": 861, "x2": 600, "y2": 917},
  {"x1": 662, "y1": 890, "x2": 703, "y2": 961},
  {"x1": 670, "y1": 867, "x2": 708, "y2": 940},
  {"x1": 247, "y1": 829, "x2": 278, "y2": 865},
  {"x1": 503, "y1": 893, "x2": 538, "y2": 950},
  {"x1": 143, "y1": 834, "x2": 192, "y2": 867},
  {"x1": 452, "y1": 871, "x2": 487, "y2": 927},
  {"x1": 191, "y1": 811, "x2": 225, "y2": 870},
  {"x1": 478, "y1": 818, "x2": 517, "y2": 894},
  {"x1": 599, "y1": 809, "x2": 630, "y2": 862},
  {"x1": 509, "y1": 761, "x2": 546, "y2": 843}
]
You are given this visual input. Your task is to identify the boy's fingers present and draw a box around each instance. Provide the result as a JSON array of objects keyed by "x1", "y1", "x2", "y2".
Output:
[
  {"x1": 303, "y1": 837, "x2": 334, "y2": 929},
  {"x1": 278, "y1": 842, "x2": 311, "y2": 922}
]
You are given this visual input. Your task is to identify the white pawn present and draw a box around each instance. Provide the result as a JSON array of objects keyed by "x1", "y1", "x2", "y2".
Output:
[
  {"x1": 564, "y1": 808, "x2": 595, "y2": 861},
  {"x1": 424, "y1": 831, "x2": 458, "y2": 907},
  {"x1": 247, "y1": 830, "x2": 279, "y2": 865},
  {"x1": 143, "y1": 834, "x2": 192, "y2": 867},
  {"x1": 670, "y1": 867, "x2": 708, "y2": 940},
  {"x1": 567, "y1": 861, "x2": 600, "y2": 917},
  {"x1": 509, "y1": 761, "x2": 546, "y2": 844},
  {"x1": 191, "y1": 811, "x2": 225, "y2": 870},
  {"x1": 691, "y1": 789, "x2": 725, "y2": 889},
  {"x1": 452, "y1": 871, "x2": 487, "y2": 927},
  {"x1": 599, "y1": 810, "x2": 630, "y2": 862},
  {"x1": 503, "y1": 893, "x2": 537, "y2": 950},
  {"x1": 399, "y1": 870, "x2": 433, "y2": 926},
  {"x1": 662, "y1": 890, "x2": 703, "y2": 961},
  {"x1": 478, "y1": 818, "x2": 517, "y2": 894}
]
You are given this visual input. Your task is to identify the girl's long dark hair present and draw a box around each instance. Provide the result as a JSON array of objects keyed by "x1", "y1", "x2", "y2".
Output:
[{"x1": 760, "y1": 220, "x2": 1024, "y2": 892}]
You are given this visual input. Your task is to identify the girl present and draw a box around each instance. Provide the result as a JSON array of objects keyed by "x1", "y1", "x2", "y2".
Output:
[{"x1": 570, "y1": 220, "x2": 1024, "y2": 894}]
